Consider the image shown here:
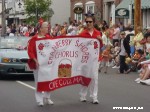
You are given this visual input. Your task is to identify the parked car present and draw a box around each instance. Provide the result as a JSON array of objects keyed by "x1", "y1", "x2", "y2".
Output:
[{"x1": 0, "y1": 36, "x2": 33, "y2": 78}]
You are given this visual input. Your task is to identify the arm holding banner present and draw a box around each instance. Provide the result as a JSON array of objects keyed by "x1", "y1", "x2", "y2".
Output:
[
  {"x1": 27, "y1": 21, "x2": 54, "y2": 107},
  {"x1": 27, "y1": 36, "x2": 39, "y2": 69},
  {"x1": 78, "y1": 14, "x2": 102, "y2": 104}
]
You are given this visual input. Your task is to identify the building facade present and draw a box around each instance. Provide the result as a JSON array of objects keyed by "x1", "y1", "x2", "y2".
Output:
[
  {"x1": 116, "y1": 0, "x2": 150, "y2": 29},
  {"x1": 70, "y1": 0, "x2": 121, "y2": 25},
  {"x1": 6, "y1": 0, "x2": 70, "y2": 26},
  {"x1": 70, "y1": 0, "x2": 103, "y2": 23},
  {"x1": 103, "y1": 0, "x2": 121, "y2": 25},
  {"x1": 7, "y1": 0, "x2": 25, "y2": 26}
]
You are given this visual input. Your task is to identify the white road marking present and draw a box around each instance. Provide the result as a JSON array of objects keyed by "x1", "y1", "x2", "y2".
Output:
[{"x1": 16, "y1": 81, "x2": 35, "y2": 90}]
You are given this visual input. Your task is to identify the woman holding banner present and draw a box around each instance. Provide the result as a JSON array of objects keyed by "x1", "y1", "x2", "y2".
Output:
[
  {"x1": 27, "y1": 20, "x2": 54, "y2": 107},
  {"x1": 79, "y1": 11, "x2": 103, "y2": 104}
]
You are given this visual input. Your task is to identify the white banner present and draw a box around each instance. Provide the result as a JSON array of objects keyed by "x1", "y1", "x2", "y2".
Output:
[{"x1": 36, "y1": 36, "x2": 100, "y2": 92}]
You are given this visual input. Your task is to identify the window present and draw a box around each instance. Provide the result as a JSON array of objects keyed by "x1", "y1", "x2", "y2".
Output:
[
  {"x1": 75, "y1": 14, "x2": 82, "y2": 22},
  {"x1": 85, "y1": 1, "x2": 95, "y2": 13}
]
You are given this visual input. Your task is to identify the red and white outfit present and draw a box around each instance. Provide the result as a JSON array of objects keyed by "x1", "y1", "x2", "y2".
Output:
[
  {"x1": 79, "y1": 28, "x2": 103, "y2": 101},
  {"x1": 27, "y1": 34, "x2": 52, "y2": 104}
]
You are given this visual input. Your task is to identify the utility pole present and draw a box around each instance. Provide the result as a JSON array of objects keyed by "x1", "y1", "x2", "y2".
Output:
[
  {"x1": 134, "y1": 0, "x2": 141, "y2": 35},
  {"x1": 1, "y1": 0, "x2": 6, "y2": 36}
]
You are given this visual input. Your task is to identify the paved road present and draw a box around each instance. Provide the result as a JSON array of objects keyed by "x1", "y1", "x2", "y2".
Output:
[{"x1": 0, "y1": 68, "x2": 150, "y2": 112}]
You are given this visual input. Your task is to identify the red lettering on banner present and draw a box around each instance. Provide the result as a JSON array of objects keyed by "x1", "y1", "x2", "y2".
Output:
[
  {"x1": 54, "y1": 39, "x2": 72, "y2": 49},
  {"x1": 81, "y1": 56, "x2": 89, "y2": 63},
  {"x1": 75, "y1": 40, "x2": 89, "y2": 63},
  {"x1": 47, "y1": 39, "x2": 72, "y2": 65},
  {"x1": 37, "y1": 76, "x2": 91, "y2": 92},
  {"x1": 54, "y1": 51, "x2": 78, "y2": 58},
  {"x1": 66, "y1": 51, "x2": 69, "y2": 57}
]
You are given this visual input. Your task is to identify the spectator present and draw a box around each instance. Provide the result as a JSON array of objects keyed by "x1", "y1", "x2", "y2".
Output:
[
  {"x1": 99, "y1": 45, "x2": 111, "y2": 73},
  {"x1": 112, "y1": 24, "x2": 120, "y2": 46},
  {"x1": 118, "y1": 31, "x2": 130, "y2": 74},
  {"x1": 133, "y1": 26, "x2": 144, "y2": 50},
  {"x1": 135, "y1": 58, "x2": 150, "y2": 84}
]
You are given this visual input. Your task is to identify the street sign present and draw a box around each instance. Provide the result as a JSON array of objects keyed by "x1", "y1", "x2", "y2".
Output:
[
  {"x1": 115, "y1": 8, "x2": 129, "y2": 19},
  {"x1": 73, "y1": 6, "x2": 84, "y2": 14}
]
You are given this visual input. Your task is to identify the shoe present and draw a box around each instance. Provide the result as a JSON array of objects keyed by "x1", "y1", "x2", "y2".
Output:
[
  {"x1": 104, "y1": 71, "x2": 107, "y2": 74},
  {"x1": 92, "y1": 98, "x2": 99, "y2": 104},
  {"x1": 141, "y1": 79, "x2": 150, "y2": 85},
  {"x1": 140, "y1": 80, "x2": 147, "y2": 85},
  {"x1": 37, "y1": 102, "x2": 44, "y2": 107},
  {"x1": 136, "y1": 80, "x2": 141, "y2": 83},
  {"x1": 140, "y1": 80, "x2": 150, "y2": 85},
  {"x1": 108, "y1": 62, "x2": 114, "y2": 67},
  {"x1": 112, "y1": 65, "x2": 120, "y2": 69},
  {"x1": 112, "y1": 65, "x2": 116, "y2": 68},
  {"x1": 44, "y1": 98, "x2": 54, "y2": 105},
  {"x1": 124, "y1": 69, "x2": 130, "y2": 74},
  {"x1": 135, "y1": 78, "x2": 140, "y2": 82},
  {"x1": 117, "y1": 70, "x2": 124, "y2": 74},
  {"x1": 80, "y1": 96, "x2": 86, "y2": 102}
]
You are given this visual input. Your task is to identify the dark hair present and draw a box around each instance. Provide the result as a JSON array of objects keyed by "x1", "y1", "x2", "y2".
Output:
[
  {"x1": 103, "y1": 20, "x2": 107, "y2": 25},
  {"x1": 125, "y1": 27, "x2": 133, "y2": 32},
  {"x1": 137, "y1": 49, "x2": 144, "y2": 55},
  {"x1": 105, "y1": 25, "x2": 109, "y2": 29},
  {"x1": 84, "y1": 10, "x2": 95, "y2": 17},
  {"x1": 84, "y1": 10, "x2": 95, "y2": 23},
  {"x1": 85, "y1": 16, "x2": 95, "y2": 23},
  {"x1": 145, "y1": 32, "x2": 150, "y2": 39},
  {"x1": 101, "y1": 26, "x2": 105, "y2": 31}
]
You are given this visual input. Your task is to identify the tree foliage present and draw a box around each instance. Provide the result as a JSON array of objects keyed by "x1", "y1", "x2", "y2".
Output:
[{"x1": 24, "y1": 0, "x2": 53, "y2": 24}]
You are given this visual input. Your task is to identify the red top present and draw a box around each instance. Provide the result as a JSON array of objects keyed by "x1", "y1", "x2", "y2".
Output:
[
  {"x1": 79, "y1": 28, "x2": 103, "y2": 48},
  {"x1": 27, "y1": 34, "x2": 51, "y2": 60},
  {"x1": 79, "y1": 28, "x2": 103, "y2": 62}
]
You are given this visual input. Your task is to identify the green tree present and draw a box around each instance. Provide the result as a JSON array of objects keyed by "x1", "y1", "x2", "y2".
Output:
[{"x1": 24, "y1": 0, "x2": 53, "y2": 24}]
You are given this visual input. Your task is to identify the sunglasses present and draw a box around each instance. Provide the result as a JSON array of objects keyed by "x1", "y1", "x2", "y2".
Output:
[{"x1": 86, "y1": 21, "x2": 93, "y2": 23}]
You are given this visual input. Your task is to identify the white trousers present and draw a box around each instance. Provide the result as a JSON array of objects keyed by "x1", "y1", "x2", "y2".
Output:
[
  {"x1": 79, "y1": 63, "x2": 99, "y2": 99},
  {"x1": 33, "y1": 69, "x2": 51, "y2": 103}
]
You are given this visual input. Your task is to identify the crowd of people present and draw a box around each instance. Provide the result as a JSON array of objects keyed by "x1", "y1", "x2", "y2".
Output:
[{"x1": 3, "y1": 13, "x2": 150, "y2": 106}]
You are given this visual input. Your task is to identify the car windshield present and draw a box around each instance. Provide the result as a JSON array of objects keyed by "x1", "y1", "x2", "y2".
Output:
[{"x1": 0, "y1": 36, "x2": 30, "y2": 49}]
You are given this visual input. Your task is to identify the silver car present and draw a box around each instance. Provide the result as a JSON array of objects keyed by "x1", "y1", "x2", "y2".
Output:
[{"x1": 0, "y1": 36, "x2": 33, "y2": 78}]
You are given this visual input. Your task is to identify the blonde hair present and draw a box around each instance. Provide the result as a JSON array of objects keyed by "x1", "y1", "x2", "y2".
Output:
[
  {"x1": 37, "y1": 22, "x2": 48, "y2": 32},
  {"x1": 41, "y1": 22, "x2": 48, "y2": 28}
]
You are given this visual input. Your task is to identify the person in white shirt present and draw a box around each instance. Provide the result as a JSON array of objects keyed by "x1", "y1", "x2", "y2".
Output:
[
  {"x1": 22, "y1": 25, "x2": 28, "y2": 36},
  {"x1": 119, "y1": 31, "x2": 130, "y2": 74},
  {"x1": 101, "y1": 26, "x2": 112, "y2": 47},
  {"x1": 112, "y1": 24, "x2": 120, "y2": 46}
]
